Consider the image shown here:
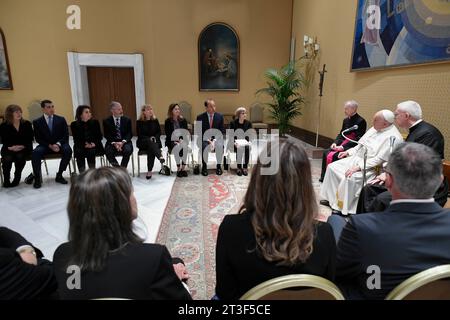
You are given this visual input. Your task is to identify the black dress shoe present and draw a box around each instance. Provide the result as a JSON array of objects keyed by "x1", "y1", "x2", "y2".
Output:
[
  {"x1": 320, "y1": 200, "x2": 330, "y2": 207},
  {"x1": 242, "y1": 169, "x2": 248, "y2": 176},
  {"x1": 181, "y1": 170, "x2": 188, "y2": 177},
  {"x1": 10, "y1": 178, "x2": 20, "y2": 187},
  {"x1": 33, "y1": 179, "x2": 42, "y2": 189},
  {"x1": 146, "y1": 174, "x2": 152, "y2": 180},
  {"x1": 3, "y1": 180, "x2": 12, "y2": 188},
  {"x1": 318, "y1": 178, "x2": 324, "y2": 183},
  {"x1": 216, "y1": 167, "x2": 223, "y2": 176},
  {"x1": 236, "y1": 169, "x2": 243, "y2": 176},
  {"x1": 201, "y1": 167, "x2": 208, "y2": 176},
  {"x1": 55, "y1": 175, "x2": 68, "y2": 185},
  {"x1": 176, "y1": 171, "x2": 183, "y2": 178},
  {"x1": 25, "y1": 173, "x2": 35, "y2": 185}
]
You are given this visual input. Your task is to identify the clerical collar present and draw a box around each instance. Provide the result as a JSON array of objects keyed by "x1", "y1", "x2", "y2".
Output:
[
  {"x1": 348, "y1": 112, "x2": 357, "y2": 119},
  {"x1": 409, "y1": 119, "x2": 423, "y2": 130},
  {"x1": 113, "y1": 115, "x2": 122, "y2": 122},
  {"x1": 391, "y1": 198, "x2": 434, "y2": 205}
]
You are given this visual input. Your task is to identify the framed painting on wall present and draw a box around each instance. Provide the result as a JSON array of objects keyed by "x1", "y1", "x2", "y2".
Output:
[
  {"x1": 0, "y1": 28, "x2": 13, "y2": 90},
  {"x1": 351, "y1": 0, "x2": 450, "y2": 72},
  {"x1": 198, "y1": 22, "x2": 239, "y2": 91}
]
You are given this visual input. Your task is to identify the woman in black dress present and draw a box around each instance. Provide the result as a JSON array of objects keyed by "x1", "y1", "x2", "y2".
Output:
[
  {"x1": 136, "y1": 104, "x2": 164, "y2": 179},
  {"x1": 0, "y1": 105, "x2": 34, "y2": 187},
  {"x1": 215, "y1": 139, "x2": 336, "y2": 300},
  {"x1": 70, "y1": 105, "x2": 103, "y2": 173},
  {"x1": 53, "y1": 167, "x2": 191, "y2": 300},
  {"x1": 229, "y1": 107, "x2": 253, "y2": 176},
  {"x1": 164, "y1": 103, "x2": 189, "y2": 177}
]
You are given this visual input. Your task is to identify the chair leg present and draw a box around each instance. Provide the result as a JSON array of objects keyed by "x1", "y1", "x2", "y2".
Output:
[
  {"x1": 43, "y1": 159, "x2": 49, "y2": 175},
  {"x1": 72, "y1": 157, "x2": 77, "y2": 174},
  {"x1": 167, "y1": 151, "x2": 172, "y2": 172},
  {"x1": 137, "y1": 154, "x2": 140, "y2": 177},
  {"x1": 0, "y1": 159, "x2": 3, "y2": 185},
  {"x1": 131, "y1": 154, "x2": 135, "y2": 177}
]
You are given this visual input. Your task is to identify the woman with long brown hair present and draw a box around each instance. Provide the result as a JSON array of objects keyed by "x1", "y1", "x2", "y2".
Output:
[
  {"x1": 0, "y1": 105, "x2": 33, "y2": 187},
  {"x1": 164, "y1": 103, "x2": 189, "y2": 177},
  {"x1": 53, "y1": 167, "x2": 191, "y2": 300},
  {"x1": 215, "y1": 138, "x2": 336, "y2": 299}
]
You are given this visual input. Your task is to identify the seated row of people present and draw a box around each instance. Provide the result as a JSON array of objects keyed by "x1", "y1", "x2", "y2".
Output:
[
  {"x1": 0, "y1": 99, "x2": 254, "y2": 188},
  {"x1": 1, "y1": 139, "x2": 449, "y2": 300},
  {"x1": 319, "y1": 100, "x2": 448, "y2": 216}
]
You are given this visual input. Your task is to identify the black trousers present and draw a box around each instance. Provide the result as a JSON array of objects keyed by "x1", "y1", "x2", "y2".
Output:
[
  {"x1": 235, "y1": 145, "x2": 250, "y2": 169},
  {"x1": 201, "y1": 140, "x2": 224, "y2": 169},
  {"x1": 105, "y1": 142, "x2": 133, "y2": 168},
  {"x1": 357, "y1": 178, "x2": 449, "y2": 213},
  {"x1": 74, "y1": 146, "x2": 97, "y2": 173},
  {"x1": 320, "y1": 148, "x2": 340, "y2": 181},
  {"x1": 169, "y1": 143, "x2": 187, "y2": 167},
  {"x1": 32, "y1": 144, "x2": 72, "y2": 179},
  {"x1": 1, "y1": 150, "x2": 29, "y2": 181},
  {"x1": 138, "y1": 138, "x2": 162, "y2": 172}
]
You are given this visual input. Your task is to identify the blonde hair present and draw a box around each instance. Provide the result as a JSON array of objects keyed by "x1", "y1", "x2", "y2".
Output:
[
  {"x1": 139, "y1": 104, "x2": 157, "y2": 121},
  {"x1": 235, "y1": 107, "x2": 246, "y2": 118}
]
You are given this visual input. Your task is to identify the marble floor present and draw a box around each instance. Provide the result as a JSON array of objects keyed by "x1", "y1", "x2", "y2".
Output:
[{"x1": 0, "y1": 135, "x2": 327, "y2": 261}]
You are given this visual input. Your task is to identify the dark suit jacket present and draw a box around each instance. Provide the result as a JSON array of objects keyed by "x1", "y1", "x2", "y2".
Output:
[
  {"x1": 406, "y1": 120, "x2": 445, "y2": 159},
  {"x1": 103, "y1": 116, "x2": 133, "y2": 145},
  {"x1": 0, "y1": 121, "x2": 34, "y2": 155},
  {"x1": 53, "y1": 242, "x2": 192, "y2": 300},
  {"x1": 196, "y1": 112, "x2": 225, "y2": 137},
  {"x1": 33, "y1": 115, "x2": 69, "y2": 146},
  {"x1": 336, "y1": 202, "x2": 450, "y2": 300},
  {"x1": 0, "y1": 227, "x2": 57, "y2": 300},
  {"x1": 215, "y1": 211, "x2": 336, "y2": 300},
  {"x1": 70, "y1": 119, "x2": 104, "y2": 152},
  {"x1": 334, "y1": 113, "x2": 367, "y2": 151},
  {"x1": 164, "y1": 118, "x2": 188, "y2": 150},
  {"x1": 136, "y1": 119, "x2": 162, "y2": 149}
]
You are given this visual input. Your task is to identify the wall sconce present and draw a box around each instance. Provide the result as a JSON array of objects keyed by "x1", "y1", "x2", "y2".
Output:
[{"x1": 303, "y1": 35, "x2": 320, "y2": 58}]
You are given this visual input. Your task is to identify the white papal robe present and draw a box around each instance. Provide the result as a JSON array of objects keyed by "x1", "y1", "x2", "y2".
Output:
[{"x1": 320, "y1": 125, "x2": 403, "y2": 215}]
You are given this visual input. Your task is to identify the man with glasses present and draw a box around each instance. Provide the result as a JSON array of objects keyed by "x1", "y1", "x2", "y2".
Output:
[{"x1": 356, "y1": 100, "x2": 448, "y2": 213}]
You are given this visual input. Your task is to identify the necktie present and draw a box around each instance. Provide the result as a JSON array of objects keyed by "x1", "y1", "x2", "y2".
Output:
[
  {"x1": 115, "y1": 118, "x2": 122, "y2": 140},
  {"x1": 48, "y1": 116, "x2": 53, "y2": 133},
  {"x1": 209, "y1": 114, "x2": 213, "y2": 128}
]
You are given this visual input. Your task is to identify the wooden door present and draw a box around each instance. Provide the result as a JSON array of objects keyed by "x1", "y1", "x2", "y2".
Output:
[{"x1": 87, "y1": 67, "x2": 137, "y2": 135}]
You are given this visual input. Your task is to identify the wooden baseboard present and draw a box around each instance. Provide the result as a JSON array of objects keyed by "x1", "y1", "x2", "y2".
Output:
[{"x1": 287, "y1": 125, "x2": 333, "y2": 149}]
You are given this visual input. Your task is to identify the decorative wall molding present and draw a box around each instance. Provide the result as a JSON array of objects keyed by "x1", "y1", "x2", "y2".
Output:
[{"x1": 67, "y1": 52, "x2": 145, "y2": 117}]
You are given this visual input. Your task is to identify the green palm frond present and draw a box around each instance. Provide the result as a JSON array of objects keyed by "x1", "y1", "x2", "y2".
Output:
[{"x1": 256, "y1": 59, "x2": 308, "y2": 135}]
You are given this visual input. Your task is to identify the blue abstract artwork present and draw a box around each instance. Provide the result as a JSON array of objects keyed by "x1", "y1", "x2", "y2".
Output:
[{"x1": 351, "y1": 0, "x2": 450, "y2": 71}]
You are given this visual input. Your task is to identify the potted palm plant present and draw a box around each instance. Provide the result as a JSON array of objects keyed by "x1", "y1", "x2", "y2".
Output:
[{"x1": 256, "y1": 60, "x2": 308, "y2": 136}]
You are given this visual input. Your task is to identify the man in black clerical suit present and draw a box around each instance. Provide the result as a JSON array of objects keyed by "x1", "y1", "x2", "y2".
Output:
[
  {"x1": 334, "y1": 143, "x2": 450, "y2": 300},
  {"x1": 31, "y1": 100, "x2": 73, "y2": 188},
  {"x1": 356, "y1": 100, "x2": 448, "y2": 213},
  {"x1": 103, "y1": 101, "x2": 134, "y2": 168},
  {"x1": 196, "y1": 99, "x2": 225, "y2": 176},
  {"x1": 0, "y1": 226, "x2": 57, "y2": 299},
  {"x1": 319, "y1": 100, "x2": 367, "y2": 182}
]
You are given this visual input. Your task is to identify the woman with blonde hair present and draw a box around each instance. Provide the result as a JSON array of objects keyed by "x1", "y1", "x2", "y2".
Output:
[
  {"x1": 0, "y1": 105, "x2": 34, "y2": 187},
  {"x1": 215, "y1": 138, "x2": 336, "y2": 299},
  {"x1": 136, "y1": 104, "x2": 165, "y2": 179}
]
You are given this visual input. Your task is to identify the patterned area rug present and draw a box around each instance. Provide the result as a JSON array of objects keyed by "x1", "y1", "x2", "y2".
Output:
[{"x1": 156, "y1": 159, "x2": 331, "y2": 300}]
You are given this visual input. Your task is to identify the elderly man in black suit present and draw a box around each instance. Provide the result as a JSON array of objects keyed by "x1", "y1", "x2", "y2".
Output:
[
  {"x1": 103, "y1": 101, "x2": 133, "y2": 168},
  {"x1": 319, "y1": 100, "x2": 367, "y2": 182},
  {"x1": 196, "y1": 99, "x2": 225, "y2": 176},
  {"x1": 332, "y1": 142, "x2": 450, "y2": 299},
  {"x1": 356, "y1": 100, "x2": 448, "y2": 213},
  {"x1": 0, "y1": 226, "x2": 57, "y2": 299},
  {"x1": 31, "y1": 100, "x2": 73, "y2": 189}
]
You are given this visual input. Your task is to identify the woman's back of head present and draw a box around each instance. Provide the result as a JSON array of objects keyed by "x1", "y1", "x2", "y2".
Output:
[
  {"x1": 67, "y1": 167, "x2": 141, "y2": 272},
  {"x1": 242, "y1": 138, "x2": 317, "y2": 266}
]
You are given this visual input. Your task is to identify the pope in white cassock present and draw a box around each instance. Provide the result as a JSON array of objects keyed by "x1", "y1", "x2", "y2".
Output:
[{"x1": 320, "y1": 110, "x2": 403, "y2": 215}]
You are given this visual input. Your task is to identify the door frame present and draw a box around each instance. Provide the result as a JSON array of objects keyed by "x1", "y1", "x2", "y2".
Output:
[{"x1": 67, "y1": 52, "x2": 145, "y2": 118}]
